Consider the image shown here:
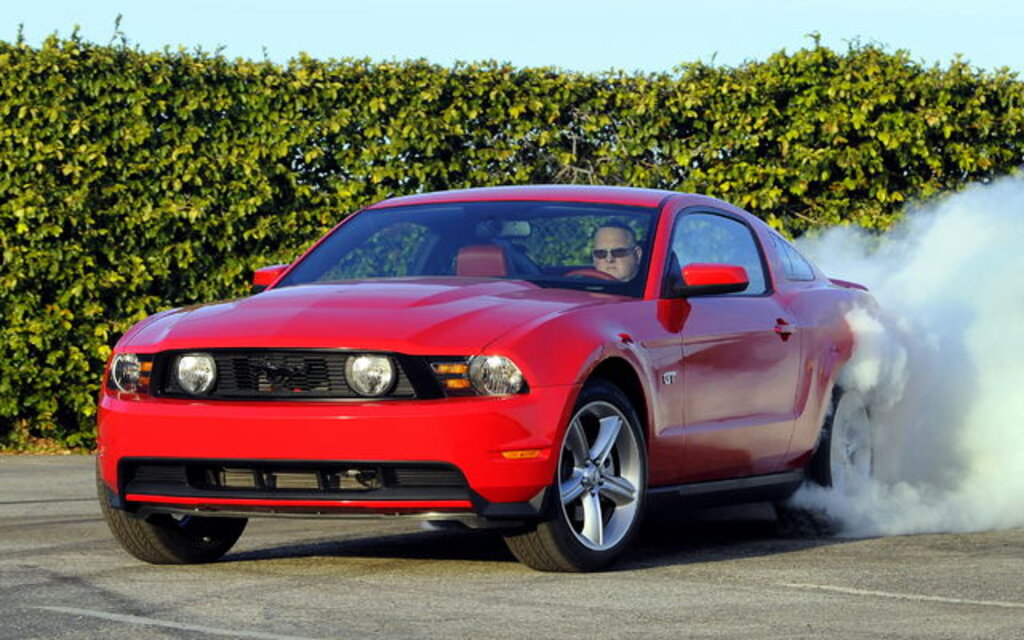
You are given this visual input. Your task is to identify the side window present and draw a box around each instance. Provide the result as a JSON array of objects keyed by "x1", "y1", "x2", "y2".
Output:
[
  {"x1": 771, "y1": 235, "x2": 816, "y2": 282},
  {"x1": 670, "y1": 212, "x2": 767, "y2": 295}
]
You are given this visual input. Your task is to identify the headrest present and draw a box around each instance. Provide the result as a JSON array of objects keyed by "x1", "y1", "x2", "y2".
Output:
[{"x1": 456, "y1": 244, "x2": 509, "y2": 277}]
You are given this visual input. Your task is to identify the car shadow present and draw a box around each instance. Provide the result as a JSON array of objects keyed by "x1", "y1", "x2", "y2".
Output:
[
  {"x1": 226, "y1": 526, "x2": 517, "y2": 564},
  {"x1": 223, "y1": 501, "x2": 849, "y2": 570},
  {"x1": 622, "y1": 501, "x2": 846, "y2": 570}
]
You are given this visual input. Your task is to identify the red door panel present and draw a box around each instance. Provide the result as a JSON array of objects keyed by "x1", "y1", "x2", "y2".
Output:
[{"x1": 678, "y1": 296, "x2": 802, "y2": 481}]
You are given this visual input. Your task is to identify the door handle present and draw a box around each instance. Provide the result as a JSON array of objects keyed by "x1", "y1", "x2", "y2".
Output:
[{"x1": 774, "y1": 318, "x2": 796, "y2": 338}]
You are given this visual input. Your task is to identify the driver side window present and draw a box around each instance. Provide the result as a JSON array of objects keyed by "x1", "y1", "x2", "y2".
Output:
[{"x1": 670, "y1": 212, "x2": 767, "y2": 295}]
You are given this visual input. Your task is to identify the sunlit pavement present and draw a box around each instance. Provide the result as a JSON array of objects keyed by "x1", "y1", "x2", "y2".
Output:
[{"x1": 2, "y1": 455, "x2": 1022, "y2": 639}]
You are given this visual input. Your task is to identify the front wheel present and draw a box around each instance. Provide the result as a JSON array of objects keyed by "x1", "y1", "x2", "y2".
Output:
[
  {"x1": 504, "y1": 379, "x2": 646, "y2": 572},
  {"x1": 98, "y1": 472, "x2": 247, "y2": 564}
]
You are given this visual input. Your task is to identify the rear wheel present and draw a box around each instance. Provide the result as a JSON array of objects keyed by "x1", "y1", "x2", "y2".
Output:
[
  {"x1": 777, "y1": 385, "x2": 873, "y2": 534},
  {"x1": 809, "y1": 386, "x2": 873, "y2": 491},
  {"x1": 504, "y1": 379, "x2": 646, "y2": 572},
  {"x1": 97, "y1": 472, "x2": 247, "y2": 564}
]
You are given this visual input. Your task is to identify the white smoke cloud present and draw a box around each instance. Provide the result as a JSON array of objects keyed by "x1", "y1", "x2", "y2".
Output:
[{"x1": 789, "y1": 175, "x2": 1024, "y2": 537}]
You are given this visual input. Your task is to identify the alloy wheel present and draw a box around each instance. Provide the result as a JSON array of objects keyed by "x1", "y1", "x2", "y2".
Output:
[{"x1": 558, "y1": 400, "x2": 643, "y2": 551}]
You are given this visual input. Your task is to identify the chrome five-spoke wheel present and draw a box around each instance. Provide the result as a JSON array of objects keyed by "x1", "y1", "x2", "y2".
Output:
[
  {"x1": 504, "y1": 379, "x2": 647, "y2": 571},
  {"x1": 558, "y1": 399, "x2": 643, "y2": 551}
]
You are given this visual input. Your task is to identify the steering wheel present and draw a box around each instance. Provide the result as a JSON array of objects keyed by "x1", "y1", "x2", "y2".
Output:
[{"x1": 564, "y1": 268, "x2": 618, "y2": 281}]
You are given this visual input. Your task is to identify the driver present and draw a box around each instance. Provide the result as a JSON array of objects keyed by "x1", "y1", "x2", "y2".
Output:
[{"x1": 592, "y1": 223, "x2": 642, "y2": 281}]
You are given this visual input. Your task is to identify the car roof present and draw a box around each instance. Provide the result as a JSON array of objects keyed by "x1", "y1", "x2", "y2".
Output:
[
  {"x1": 366, "y1": 185, "x2": 681, "y2": 209},
  {"x1": 363, "y1": 186, "x2": 767, "y2": 233}
]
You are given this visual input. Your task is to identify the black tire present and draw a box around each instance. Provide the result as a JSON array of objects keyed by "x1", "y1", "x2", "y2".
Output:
[
  {"x1": 504, "y1": 379, "x2": 647, "y2": 572},
  {"x1": 776, "y1": 385, "x2": 872, "y2": 535},
  {"x1": 97, "y1": 470, "x2": 247, "y2": 564},
  {"x1": 808, "y1": 385, "x2": 873, "y2": 490}
]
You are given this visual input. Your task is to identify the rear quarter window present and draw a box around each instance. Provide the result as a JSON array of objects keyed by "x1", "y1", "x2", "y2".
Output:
[{"x1": 771, "y1": 235, "x2": 816, "y2": 282}]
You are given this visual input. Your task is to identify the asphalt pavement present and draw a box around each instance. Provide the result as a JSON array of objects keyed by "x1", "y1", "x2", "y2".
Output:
[{"x1": 1, "y1": 455, "x2": 1022, "y2": 639}]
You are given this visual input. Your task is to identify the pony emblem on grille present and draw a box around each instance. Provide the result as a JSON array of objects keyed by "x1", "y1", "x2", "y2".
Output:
[{"x1": 255, "y1": 360, "x2": 311, "y2": 392}]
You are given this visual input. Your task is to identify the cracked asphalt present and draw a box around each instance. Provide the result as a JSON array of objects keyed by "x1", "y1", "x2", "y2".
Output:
[{"x1": 2, "y1": 455, "x2": 1022, "y2": 639}]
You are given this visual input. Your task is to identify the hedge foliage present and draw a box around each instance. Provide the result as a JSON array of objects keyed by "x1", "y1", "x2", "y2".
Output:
[{"x1": 1, "y1": 34, "x2": 1022, "y2": 448}]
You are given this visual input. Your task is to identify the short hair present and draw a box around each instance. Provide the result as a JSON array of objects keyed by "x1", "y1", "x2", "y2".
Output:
[{"x1": 592, "y1": 222, "x2": 637, "y2": 245}]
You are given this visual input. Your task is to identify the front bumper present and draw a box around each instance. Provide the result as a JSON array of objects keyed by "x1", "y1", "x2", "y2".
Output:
[{"x1": 97, "y1": 384, "x2": 576, "y2": 520}]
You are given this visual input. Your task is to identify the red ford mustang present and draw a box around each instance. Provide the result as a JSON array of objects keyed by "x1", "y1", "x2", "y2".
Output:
[{"x1": 97, "y1": 185, "x2": 874, "y2": 571}]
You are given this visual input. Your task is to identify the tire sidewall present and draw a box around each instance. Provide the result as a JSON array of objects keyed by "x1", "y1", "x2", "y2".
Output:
[
  {"x1": 543, "y1": 379, "x2": 647, "y2": 571},
  {"x1": 809, "y1": 385, "x2": 872, "y2": 490}
]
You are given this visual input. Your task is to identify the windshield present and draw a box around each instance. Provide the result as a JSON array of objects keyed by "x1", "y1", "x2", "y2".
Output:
[{"x1": 277, "y1": 201, "x2": 659, "y2": 297}]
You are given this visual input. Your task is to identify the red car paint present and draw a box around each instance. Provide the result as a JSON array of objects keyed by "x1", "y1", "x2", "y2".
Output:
[{"x1": 98, "y1": 186, "x2": 868, "y2": 526}]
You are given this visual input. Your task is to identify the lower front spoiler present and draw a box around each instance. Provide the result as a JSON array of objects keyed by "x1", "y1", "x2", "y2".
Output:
[
  {"x1": 103, "y1": 484, "x2": 548, "y2": 531},
  {"x1": 133, "y1": 505, "x2": 528, "y2": 531}
]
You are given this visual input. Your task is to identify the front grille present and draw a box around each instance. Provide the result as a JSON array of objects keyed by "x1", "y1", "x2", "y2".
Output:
[
  {"x1": 155, "y1": 350, "x2": 419, "y2": 399},
  {"x1": 121, "y1": 459, "x2": 469, "y2": 502}
]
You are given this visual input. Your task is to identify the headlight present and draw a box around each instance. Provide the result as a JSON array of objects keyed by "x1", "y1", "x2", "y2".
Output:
[
  {"x1": 110, "y1": 353, "x2": 151, "y2": 394},
  {"x1": 469, "y1": 355, "x2": 524, "y2": 396},
  {"x1": 345, "y1": 355, "x2": 396, "y2": 397},
  {"x1": 175, "y1": 353, "x2": 217, "y2": 395}
]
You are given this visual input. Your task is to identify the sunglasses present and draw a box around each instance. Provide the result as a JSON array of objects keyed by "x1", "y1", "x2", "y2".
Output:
[{"x1": 592, "y1": 246, "x2": 636, "y2": 260}]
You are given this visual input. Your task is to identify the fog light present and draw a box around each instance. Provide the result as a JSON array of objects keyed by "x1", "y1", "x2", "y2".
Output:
[
  {"x1": 175, "y1": 353, "x2": 217, "y2": 395},
  {"x1": 346, "y1": 355, "x2": 396, "y2": 397}
]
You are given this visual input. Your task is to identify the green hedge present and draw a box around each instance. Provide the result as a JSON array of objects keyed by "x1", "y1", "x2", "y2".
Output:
[{"x1": 1, "y1": 34, "x2": 1022, "y2": 448}]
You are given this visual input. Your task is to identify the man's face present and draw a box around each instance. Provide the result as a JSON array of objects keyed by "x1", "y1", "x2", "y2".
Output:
[{"x1": 592, "y1": 227, "x2": 641, "y2": 281}]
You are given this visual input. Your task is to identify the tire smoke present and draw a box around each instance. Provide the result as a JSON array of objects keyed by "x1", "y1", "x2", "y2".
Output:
[{"x1": 790, "y1": 175, "x2": 1024, "y2": 537}]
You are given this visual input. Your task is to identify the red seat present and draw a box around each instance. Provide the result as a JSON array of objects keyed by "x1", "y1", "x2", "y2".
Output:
[{"x1": 456, "y1": 245, "x2": 509, "y2": 277}]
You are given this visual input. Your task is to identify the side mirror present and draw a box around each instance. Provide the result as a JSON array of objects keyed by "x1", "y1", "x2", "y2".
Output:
[
  {"x1": 670, "y1": 263, "x2": 749, "y2": 297},
  {"x1": 252, "y1": 264, "x2": 289, "y2": 293}
]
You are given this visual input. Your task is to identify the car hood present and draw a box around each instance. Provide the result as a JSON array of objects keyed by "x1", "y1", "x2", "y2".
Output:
[{"x1": 120, "y1": 278, "x2": 616, "y2": 354}]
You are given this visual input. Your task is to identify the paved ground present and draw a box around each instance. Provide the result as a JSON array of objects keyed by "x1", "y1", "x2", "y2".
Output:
[{"x1": 2, "y1": 455, "x2": 1022, "y2": 639}]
